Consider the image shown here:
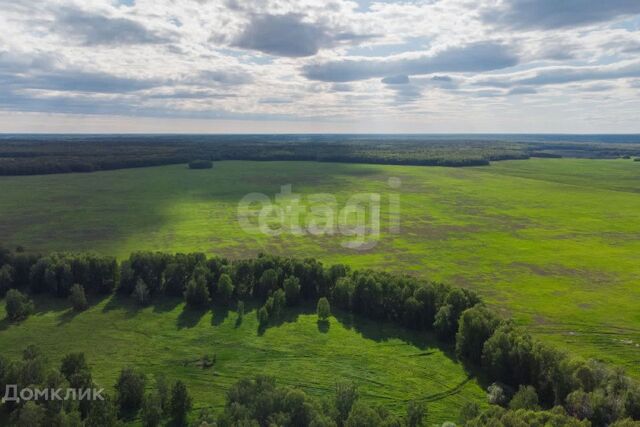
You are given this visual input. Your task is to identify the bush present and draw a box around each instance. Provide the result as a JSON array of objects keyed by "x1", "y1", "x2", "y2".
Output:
[
  {"x1": 510, "y1": 385, "x2": 540, "y2": 410},
  {"x1": 5, "y1": 289, "x2": 34, "y2": 321},
  {"x1": 317, "y1": 297, "x2": 331, "y2": 321},
  {"x1": 69, "y1": 284, "x2": 88, "y2": 311}
]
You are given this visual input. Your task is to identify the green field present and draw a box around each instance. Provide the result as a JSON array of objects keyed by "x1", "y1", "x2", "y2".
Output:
[
  {"x1": 0, "y1": 296, "x2": 485, "y2": 424},
  {"x1": 1, "y1": 159, "x2": 639, "y2": 386}
]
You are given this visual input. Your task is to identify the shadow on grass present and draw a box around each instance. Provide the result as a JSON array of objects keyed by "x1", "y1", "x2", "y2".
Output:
[
  {"x1": 177, "y1": 305, "x2": 208, "y2": 329},
  {"x1": 211, "y1": 303, "x2": 230, "y2": 327},
  {"x1": 102, "y1": 293, "x2": 143, "y2": 319},
  {"x1": 317, "y1": 319, "x2": 330, "y2": 333}
]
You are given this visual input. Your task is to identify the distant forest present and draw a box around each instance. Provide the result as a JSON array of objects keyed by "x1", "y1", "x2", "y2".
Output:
[{"x1": 0, "y1": 134, "x2": 639, "y2": 176}]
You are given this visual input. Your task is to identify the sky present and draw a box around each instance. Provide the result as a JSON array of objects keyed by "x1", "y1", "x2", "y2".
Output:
[{"x1": 0, "y1": 0, "x2": 639, "y2": 133}]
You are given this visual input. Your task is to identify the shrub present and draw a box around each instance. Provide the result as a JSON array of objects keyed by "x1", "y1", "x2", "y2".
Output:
[
  {"x1": 5, "y1": 289, "x2": 34, "y2": 321},
  {"x1": 317, "y1": 297, "x2": 331, "y2": 321},
  {"x1": 69, "y1": 283, "x2": 88, "y2": 311}
]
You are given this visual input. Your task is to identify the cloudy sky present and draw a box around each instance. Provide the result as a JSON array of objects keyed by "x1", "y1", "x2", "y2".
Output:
[{"x1": 1, "y1": 0, "x2": 639, "y2": 133}]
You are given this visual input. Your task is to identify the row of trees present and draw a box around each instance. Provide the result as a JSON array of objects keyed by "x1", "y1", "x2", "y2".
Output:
[
  {"x1": 2, "y1": 247, "x2": 640, "y2": 425},
  {"x1": 0, "y1": 346, "x2": 192, "y2": 426}
]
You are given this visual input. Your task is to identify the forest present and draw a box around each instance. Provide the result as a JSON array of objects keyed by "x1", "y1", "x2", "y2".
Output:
[
  {"x1": 1, "y1": 247, "x2": 639, "y2": 426},
  {"x1": 1, "y1": 134, "x2": 639, "y2": 176}
]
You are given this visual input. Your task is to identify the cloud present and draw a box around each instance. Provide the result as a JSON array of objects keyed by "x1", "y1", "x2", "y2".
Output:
[
  {"x1": 232, "y1": 13, "x2": 372, "y2": 57},
  {"x1": 485, "y1": 0, "x2": 640, "y2": 29},
  {"x1": 54, "y1": 7, "x2": 171, "y2": 46},
  {"x1": 382, "y1": 75, "x2": 409, "y2": 85},
  {"x1": 476, "y1": 60, "x2": 640, "y2": 88},
  {"x1": 507, "y1": 86, "x2": 537, "y2": 95},
  {"x1": 303, "y1": 42, "x2": 519, "y2": 82}
]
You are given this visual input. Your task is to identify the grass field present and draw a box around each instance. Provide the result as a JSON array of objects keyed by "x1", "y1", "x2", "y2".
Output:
[
  {"x1": 0, "y1": 296, "x2": 486, "y2": 424},
  {"x1": 1, "y1": 159, "x2": 639, "y2": 384}
]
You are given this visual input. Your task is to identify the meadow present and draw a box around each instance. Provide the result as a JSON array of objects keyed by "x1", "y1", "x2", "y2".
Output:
[
  {"x1": 0, "y1": 295, "x2": 486, "y2": 424},
  {"x1": 1, "y1": 158, "x2": 639, "y2": 381}
]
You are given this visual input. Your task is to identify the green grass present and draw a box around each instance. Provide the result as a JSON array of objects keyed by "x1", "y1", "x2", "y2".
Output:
[
  {"x1": 1, "y1": 159, "x2": 640, "y2": 388},
  {"x1": 0, "y1": 296, "x2": 485, "y2": 424}
]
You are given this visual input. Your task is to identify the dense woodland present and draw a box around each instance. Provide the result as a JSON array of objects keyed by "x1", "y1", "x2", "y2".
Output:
[
  {"x1": 1, "y1": 246, "x2": 640, "y2": 426},
  {"x1": 1, "y1": 135, "x2": 639, "y2": 176}
]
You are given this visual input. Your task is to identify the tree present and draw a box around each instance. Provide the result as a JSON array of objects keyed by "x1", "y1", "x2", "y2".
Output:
[
  {"x1": 5, "y1": 289, "x2": 34, "y2": 321},
  {"x1": 317, "y1": 297, "x2": 331, "y2": 321},
  {"x1": 217, "y1": 273, "x2": 234, "y2": 303},
  {"x1": 184, "y1": 276, "x2": 211, "y2": 308},
  {"x1": 85, "y1": 394, "x2": 118, "y2": 427},
  {"x1": 69, "y1": 283, "x2": 88, "y2": 311},
  {"x1": 433, "y1": 304, "x2": 456, "y2": 340},
  {"x1": 333, "y1": 277, "x2": 353, "y2": 309},
  {"x1": 455, "y1": 305, "x2": 501, "y2": 364},
  {"x1": 345, "y1": 402, "x2": 382, "y2": 427},
  {"x1": 141, "y1": 392, "x2": 163, "y2": 427},
  {"x1": 115, "y1": 367, "x2": 146, "y2": 414},
  {"x1": 283, "y1": 276, "x2": 301, "y2": 306},
  {"x1": 15, "y1": 401, "x2": 45, "y2": 427},
  {"x1": 170, "y1": 380, "x2": 192, "y2": 425},
  {"x1": 272, "y1": 288, "x2": 286, "y2": 319},
  {"x1": 407, "y1": 400, "x2": 425, "y2": 427},
  {"x1": 509, "y1": 385, "x2": 540, "y2": 410},
  {"x1": 0, "y1": 264, "x2": 14, "y2": 296},
  {"x1": 335, "y1": 381, "x2": 359, "y2": 424},
  {"x1": 257, "y1": 268, "x2": 278, "y2": 300},
  {"x1": 133, "y1": 279, "x2": 150, "y2": 306},
  {"x1": 60, "y1": 352, "x2": 88, "y2": 380}
]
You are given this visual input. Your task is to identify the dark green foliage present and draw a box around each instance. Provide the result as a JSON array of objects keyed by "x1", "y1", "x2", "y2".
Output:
[
  {"x1": 218, "y1": 273, "x2": 234, "y2": 303},
  {"x1": 5, "y1": 289, "x2": 34, "y2": 321},
  {"x1": 345, "y1": 402, "x2": 382, "y2": 427},
  {"x1": 115, "y1": 367, "x2": 146, "y2": 414},
  {"x1": 184, "y1": 275, "x2": 211, "y2": 308},
  {"x1": 272, "y1": 288, "x2": 286, "y2": 319},
  {"x1": 69, "y1": 283, "x2": 88, "y2": 311},
  {"x1": 283, "y1": 275, "x2": 301, "y2": 306},
  {"x1": 257, "y1": 306, "x2": 269, "y2": 327},
  {"x1": 335, "y1": 381, "x2": 359, "y2": 425},
  {"x1": 15, "y1": 401, "x2": 46, "y2": 426},
  {"x1": 456, "y1": 305, "x2": 501, "y2": 364},
  {"x1": 0, "y1": 264, "x2": 15, "y2": 296},
  {"x1": 188, "y1": 159, "x2": 213, "y2": 169},
  {"x1": 510, "y1": 385, "x2": 540, "y2": 410},
  {"x1": 406, "y1": 400, "x2": 426, "y2": 427},
  {"x1": 170, "y1": 380, "x2": 192, "y2": 425},
  {"x1": 85, "y1": 394, "x2": 118, "y2": 427},
  {"x1": 60, "y1": 352, "x2": 89, "y2": 381},
  {"x1": 142, "y1": 392, "x2": 163, "y2": 427},
  {"x1": 133, "y1": 279, "x2": 151, "y2": 306},
  {"x1": 317, "y1": 297, "x2": 331, "y2": 321},
  {"x1": 257, "y1": 268, "x2": 278, "y2": 300}
]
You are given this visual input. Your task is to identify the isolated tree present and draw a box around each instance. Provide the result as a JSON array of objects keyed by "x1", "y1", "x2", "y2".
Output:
[
  {"x1": 283, "y1": 276, "x2": 301, "y2": 306},
  {"x1": 133, "y1": 279, "x2": 150, "y2": 306},
  {"x1": 217, "y1": 273, "x2": 234, "y2": 303},
  {"x1": 69, "y1": 283, "x2": 88, "y2": 312},
  {"x1": 317, "y1": 297, "x2": 331, "y2": 321},
  {"x1": 0, "y1": 264, "x2": 14, "y2": 296},
  {"x1": 407, "y1": 400, "x2": 426, "y2": 427},
  {"x1": 5, "y1": 289, "x2": 34, "y2": 321},
  {"x1": 170, "y1": 380, "x2": 192, "y2": 425},
  {"x1": 115, "y1": 367, "x2": 146, "y2": 414}
]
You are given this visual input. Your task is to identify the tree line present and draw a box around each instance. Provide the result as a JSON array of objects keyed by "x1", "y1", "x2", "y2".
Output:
[{"x1": 1, "y1": 246, "x2": 639, "y2": 426}]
